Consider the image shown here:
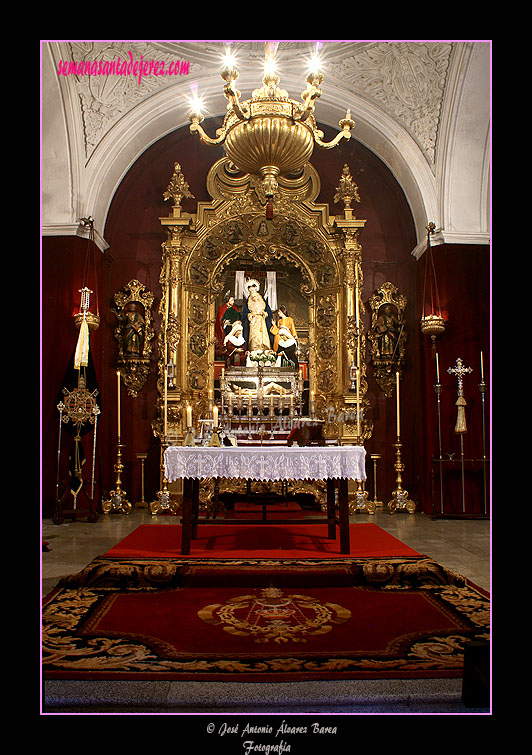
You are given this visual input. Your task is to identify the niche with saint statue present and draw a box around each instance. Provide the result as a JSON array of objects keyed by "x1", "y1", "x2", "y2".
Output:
[
  {"x1": 112, "y1": 279, "x2": 155, "y2": 398},
  {"x1": 213, "y1": 253, "x2": 310, "y2": 441},
  {"x1": 368, "y1": 281, "x2": 408, "y2": 397}
]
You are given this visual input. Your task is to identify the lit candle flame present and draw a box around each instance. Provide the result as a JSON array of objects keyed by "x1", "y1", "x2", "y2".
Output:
[
  {"x1": 222, "y1": 50, "x2": 237, "y2": 70},
  {"x1": 308, "y1": 52, "x2": 322, "y2": 76},
  {"x1": 187, "y1": 90, "x2": 204, "y2": 118}
]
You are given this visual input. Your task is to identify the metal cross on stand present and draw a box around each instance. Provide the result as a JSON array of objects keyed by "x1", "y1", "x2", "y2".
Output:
[
  {"x1": 447, "y1": 357, "x2": 473, "y2": 513},
  {"x1": 447, "y1": 357, "x2": 473, "y2": 395},
  {"x1": 447, "y1": 357, "x2": 473, "y2": 435}
]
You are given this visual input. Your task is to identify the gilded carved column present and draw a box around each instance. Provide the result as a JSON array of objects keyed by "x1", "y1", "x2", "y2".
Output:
[
  {"x1": 157, "y1": 163, "x2": 194, "y2": 442},
  {"x1": 334, "y1": 164, "x2": 368, "y2": 444}
]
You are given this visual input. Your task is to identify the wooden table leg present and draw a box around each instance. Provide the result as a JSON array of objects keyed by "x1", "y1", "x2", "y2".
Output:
[
  {"x1": 326, "y1": 478, "x2": 336, "y2": 538},
  {"x1": 181, "y1": 477, "x2": 193, "y2": 555},
  {"x1": 338, "y1": 478, "x2": 350, "y2": 554},
  {"x1": 191, "y1": 478, "x2": 200, "y2": 539}
]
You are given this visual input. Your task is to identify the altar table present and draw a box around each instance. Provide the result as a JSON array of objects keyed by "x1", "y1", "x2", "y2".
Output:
[{"x1": 164, "y1": 445, "x2": 366, "y2": 555}]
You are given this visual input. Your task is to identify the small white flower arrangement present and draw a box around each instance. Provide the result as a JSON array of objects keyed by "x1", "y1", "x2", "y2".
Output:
[{"x1": 248, "y1": 349, "x2": 277, "y2": 366}]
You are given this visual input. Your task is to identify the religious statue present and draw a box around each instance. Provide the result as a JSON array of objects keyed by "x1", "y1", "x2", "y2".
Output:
[
  {"x1": 215, "y1": 292, "x2": 241, "y2": 353},
  {"x1": 271, "y1": 305, "x2": 297, "y2": 352},
  {"x1": 242, "y1": 278, "x2": 274, "y2": 353},
  {"x1": 123, "y1": 304, "x2": 145, "y2": 355},
  {"x1": 275, "y1": 324, "x2": 299, "y2": 369},
  {"x1": 223, "y1": 320, "x2": 247, "y2": 366},
  {"x1": 113, "y1": 302, "x2": 146, "y2": 358},
  {"x1": 374, "y1": 304, "x2": 400, "y2": 358}
]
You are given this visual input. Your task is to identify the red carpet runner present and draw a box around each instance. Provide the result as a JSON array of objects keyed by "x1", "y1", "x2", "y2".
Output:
[{"x1": 103, "y1": 522, "x2": 421, "y2": 559}]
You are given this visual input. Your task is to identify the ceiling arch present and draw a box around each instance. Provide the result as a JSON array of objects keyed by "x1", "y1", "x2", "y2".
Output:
[{"x1": 41, "y1": 40, "x2": 490, "y2": 256}]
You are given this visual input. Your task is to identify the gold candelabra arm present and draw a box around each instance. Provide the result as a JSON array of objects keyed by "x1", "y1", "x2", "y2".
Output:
[
  {"x1": 297, "y1": 71, "x2": 324, "y2": 122},
  {"x1": 222, "y1": 77, "x2": 250, "y2": 122},
  {"x1": 312, "y1": 110, "x2": 355, "y2": 149},
  {"x1": 188, "y1": 112, "x2": 228, "y2": 146}
]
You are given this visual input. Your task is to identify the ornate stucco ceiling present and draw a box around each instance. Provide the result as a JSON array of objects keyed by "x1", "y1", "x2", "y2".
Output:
[{"x1": 41, "y1": 40, "x2": 491, "y2": 254}]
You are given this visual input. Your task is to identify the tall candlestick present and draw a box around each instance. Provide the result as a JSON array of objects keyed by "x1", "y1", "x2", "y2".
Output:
[
  {"x1": 356, "y1": 369, "x2": 361, "y2": 438},
  {"x1": 164, "y1": 364, "x2": 168, "y2": 438},
  {"x1": 436, "y1": 352, "x2": 440, "y2": 383},
  {"x1": 396, "y1": 371, "x2": 401, "y2": 437},
  {"x1": 480, "y1": 351, "x2": 484, "y2": 380},
  {"x1": 355, "y1": 276, "x2": 360, "y2": 327},
  {"x1": 117, "y1": 371, "x2": 121, "y2": 438}
]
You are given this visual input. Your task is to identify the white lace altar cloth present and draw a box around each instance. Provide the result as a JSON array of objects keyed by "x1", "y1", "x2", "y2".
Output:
[{"x1": 164, "y1": 445, "x2": 366, "y2": 483}]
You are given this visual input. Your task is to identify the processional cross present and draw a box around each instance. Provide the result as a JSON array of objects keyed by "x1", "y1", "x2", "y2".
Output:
[
  {"x1": 447, "y1": 358, "x2": 472, "y2": 393},
  {"x1": 447, "y1": 357, "x2": 472, "y2": 434}
]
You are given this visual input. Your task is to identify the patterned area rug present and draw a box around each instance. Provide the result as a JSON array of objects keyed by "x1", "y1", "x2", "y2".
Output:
[{"x1": 42, "y1": 556, "x2": 489, "y2": 681}]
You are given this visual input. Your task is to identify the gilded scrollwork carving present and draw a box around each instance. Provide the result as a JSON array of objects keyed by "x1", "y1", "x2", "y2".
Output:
[
  {"x1": 368, "y1": 281, "x2": 407, "y2": 397},
  {"x1": 112, "y1": 279, "x2": 155, "y2": 398}
]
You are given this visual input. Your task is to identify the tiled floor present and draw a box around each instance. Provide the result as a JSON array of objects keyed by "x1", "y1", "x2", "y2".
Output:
[{"x1": 41, "y1": 506, "x2": 491, "y2": 715}]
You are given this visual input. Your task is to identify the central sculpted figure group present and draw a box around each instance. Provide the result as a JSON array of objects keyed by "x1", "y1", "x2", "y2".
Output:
[{"x1": 216, "y1": 278, "x2": 298, "y2": 368}]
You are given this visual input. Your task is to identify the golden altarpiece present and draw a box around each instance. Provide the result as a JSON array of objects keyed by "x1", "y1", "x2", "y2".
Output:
[{"x1": 152, "y1": 157, "x2": 372, "y2": 512}]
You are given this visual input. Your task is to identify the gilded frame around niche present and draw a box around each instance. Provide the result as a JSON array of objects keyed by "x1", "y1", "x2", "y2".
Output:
[
  {"x1": 368, "y1": 281, "x2": 407, "y2": 397},
  {"x1": 156, "y1": 157, "x2": 370, "y2": 447},
  {"x1": 113, "y1": 279, "x2": 155, "y2": 398}
]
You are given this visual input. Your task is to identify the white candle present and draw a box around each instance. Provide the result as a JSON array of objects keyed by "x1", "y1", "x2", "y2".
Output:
[
  {"x1": 310, "y1": 391, "x2": 315, "y2": 415},
  {"x1": 213, "y1": 405, "x2": 218, "y2": 428},
  {"x1": 221, "y1": 367, "x2": 225, "y2": 379},
  {"x1": 436, "y1": 353, "x2": 440, "y2": 383},
  {"x1": 396, "y1": 371, "x2": 401, "y2": 438},
  {"x1": 186, "y1": 404, "x2": 192, "y2": 428},
  {"x1": 480, "y1": 351, "x2": 484, "y2": 380},
  {"x1": 117, "y1": 371, "x2": 121, "y2": 438}
]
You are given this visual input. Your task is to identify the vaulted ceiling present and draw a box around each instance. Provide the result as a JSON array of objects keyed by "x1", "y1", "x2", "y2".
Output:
[{"x1": 41, "y1": 40, "x2": 491, "y2": 256}]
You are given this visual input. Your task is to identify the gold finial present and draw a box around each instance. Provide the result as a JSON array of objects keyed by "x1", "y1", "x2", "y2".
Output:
[
  {"x1": 334, "y1": 164, "x2": 360, "y2": 210},
  {"x1": 163, "y1": 162, "x2": 195, "y2": 209}
]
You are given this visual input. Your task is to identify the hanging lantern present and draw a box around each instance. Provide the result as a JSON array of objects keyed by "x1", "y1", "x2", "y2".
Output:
[{"x1": 420, "y1": 222, "x2": 445, "y2": 352}]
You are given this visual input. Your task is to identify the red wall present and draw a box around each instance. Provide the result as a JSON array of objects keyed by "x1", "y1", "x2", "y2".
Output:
[
  {"x1": 41, "y1": 120, "x2": 490, "y2": 518},
  {"x1": 416, "y1": 245, "x2": 490, "y2": 515}
]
